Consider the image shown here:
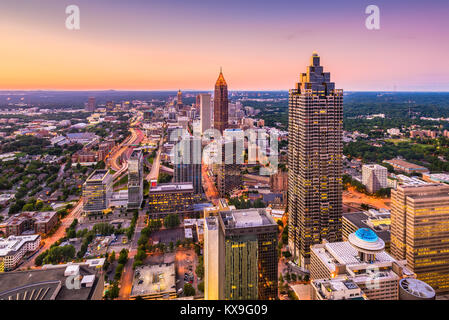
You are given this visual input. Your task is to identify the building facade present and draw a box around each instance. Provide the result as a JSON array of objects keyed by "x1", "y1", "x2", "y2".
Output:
[
  {"x1": 288, "y1": 52, "x2": 343, "y2": 267},
  {"x1": 390, "y1": 183, "x2": 449, "y2": 293},
  {"x1": 213, "y1": 69, "x2": 228, "y2": 134},
  {"x1": 204, "y1": 209, "x2": 278, "y2": 300},
  {"x1": 200, "y1": 93, "x2": 212, "y2": 134},
  {"x1": 128, "y1": 149, "x2": 144, "y2": 209},
  {"x1": 0, "y1": 235, "x2": 41, "y2": 271},
  {"x1": 82, "y1": 170, "x2": 113, "y2": 214},
  {"x1": 173, "y1": 136, "x2": 203, "y2": 194},
  {"x1": 147, "y1": 182, "x2": 195, "y2": 218},
  {"x1": 362, "y1": 164, "x2": 388, "y2": 193}
]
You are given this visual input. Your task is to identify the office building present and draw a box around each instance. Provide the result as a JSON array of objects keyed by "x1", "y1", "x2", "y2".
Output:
[
  {"x1": 362, "y1": 164, "x2": 388, "y2": 193},
  {"x1": 173, "y1": 136, "x2": 203, "y2": 194},
  {"x1": 86, "y1": 97, "x2": 96, "y2": 112},
  {"x1": 177, "y1": 89, "x2": 183, "y2": 107},
  {"x1": 310, "y1": 228, "x2": 416, "y2": 300},
  {"x1": 214, "y1": 69, "x2": 228, "y2": 134},
  {"x1": 270, "y1": 170, "x2": 288, "y2": 193},
  {"x1": 1, "y1": 211, "x2": 58, "y2": 237},
  {"x1": 216, "y1": 131, "x2": 243, "y2": 198},
  {"x1": 288, "y1": 52, "x2": 343, "y2": 267},
  {"x1": 82, "y1": 170, "x2": 113, "y2": 214},
  {"x1": 147, "y1": 182, "x2": 195, "y2": 219},
  {"x1": 0, "y1": 235, "x2": 41, "y2": 271},
  {"x1": 128, "y1": 149, "x2": 144, "y2": 209},
  {"x1": 199, "y1": 93, "x2": 212, "y2": 134},
  {"x1": 391, "y1": 183, "x2": 449, "y2": 293},
  {"x1": 383, "y1": 159, "x2": 429, "y2": 174},
  {"x1": 204, "y1": 209, "x2": 278, "y2": 300}
]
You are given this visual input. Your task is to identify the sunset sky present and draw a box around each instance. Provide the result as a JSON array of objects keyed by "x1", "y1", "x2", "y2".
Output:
[{"x1": 1, "y1": 0, "x2": 448, "y2": 91}]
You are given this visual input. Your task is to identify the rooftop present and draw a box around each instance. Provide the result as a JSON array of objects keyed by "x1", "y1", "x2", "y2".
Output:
[
  {"x1": 86, "y1": 169, "x2": 110, "y2": 182},
  {"x1": 220, "y1": 209, "x2": 276, "y2": 230},
  {"x1": 149, "y1": 182, "x2": 193, "y2": 193},
  {"x1": 0, "y1": 235, "x2": 40, "y2": 256}
]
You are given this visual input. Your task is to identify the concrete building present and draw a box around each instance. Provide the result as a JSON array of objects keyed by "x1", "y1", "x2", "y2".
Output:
[
  {"x1": 269, "y1": 170, "x2": 288, "y2": 193},
  {"x1": 311, "y1": 278, "x2": 367, "y2": 300},
  {"x1": 288, "y1": 52, "x2": 343, "y2": 267},
  {"x1": 390, "y1": 183, "x2": 449, "y2": 293},
  {"x1": 204, "y1": 209, "x2": 278, "y2": 300},
  {"x1": 86, "y1": 97, "x2": 96, "y2": 112},
  {"x1": 1, "y1": 211, "x2": 58, "y2": 237},
  {"x1": 0, "y1": 235, "x2": 41, "y2": 271},
  {"x1": 216, "y1": 130, "x2": 244, "y2": 198},
  {"x1": 173, "y1": 136, "x2": 202, "y2": 194},
  {"x1": 199, "y1": 93, "x2": 212, "y2": 134},
  {"x1": 130, "y1": 263, "x2": 177, "y2": 300},
  {"x1": 82, "y1": 170, "x2": 113, "y2": 215},
  {"x1": 343, "y1": 209, "x2": 391, "y2": 252},
  {"x1": 127, "y1": 149, "x2": 144, "y2": 209},
  {"x1": 362, "y1": 164, "x2": 388, "y2": 193},
  {"x1": 383, "y1": 159, "x2": 429, "y2": 174},
  {"x1": 0, "y1": 262, "x2": 104, "y2": 299},
  {"x1": 147, "y1": 182, "x2": 195, "y2": 219},
  {"x1": 310, "y1": 228, "x2": 415, "y2": 300}
]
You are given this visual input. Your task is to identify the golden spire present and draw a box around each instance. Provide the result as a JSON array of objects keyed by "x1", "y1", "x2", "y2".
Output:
[{"x1": 215, "y1": 67, "x2": 227, "y2": 86}]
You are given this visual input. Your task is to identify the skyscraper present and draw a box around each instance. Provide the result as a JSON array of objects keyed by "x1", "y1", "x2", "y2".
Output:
[
  {"x1": 199, "y1": 93, "x2": 212, "y2": 134},
  {"x1": 213, "y1": 69, "x2": 228, "y2": 134},
  {"x1": 390, "y1": 183, "x2": 449, "y2": 293},
  {"x1": 86, "y1": 97, "x2": 96, "y2": 112},
  {"x1": 83, "y1": 170, "x2": 113, "y2": 214},
  {"x1": 204, "y1": 209, "x2": 278, "y2": 300},
  {"x1": 362, "y1": 164, "x2": 388, "y2": 193},
  {"x1": 173, "y1": 136, "x2": 203, "y2": 194},
  {"x1": 288, "y1": 52, "x2": 343, "y2": 267},
  {"x1": 177, "y1": 89, "x2": 183, "y2": 108},
  {"x1": 127, "y1": 149, "x2": 144, "y2": 209}
]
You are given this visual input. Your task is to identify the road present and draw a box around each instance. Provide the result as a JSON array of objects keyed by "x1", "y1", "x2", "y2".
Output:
[
  {"x1": 202, "y1": 163, "x2": 219, "y2": 205},
  {"x1": 118, "y1": 213, "x2": 147, "y2": 300},
  {"x1": 20, "y1": 199, "x2": 84, "y2": 269}
]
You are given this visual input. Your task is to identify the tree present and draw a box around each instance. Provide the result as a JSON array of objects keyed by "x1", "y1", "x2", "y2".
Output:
[
  {"x1": 196, "y1": 256, "x2": 204, "y2": 279},
  {"x1": 164, "y1": 214, "x2": 180, "y2": 229},
  {"x1": 183, "y1": 283, "x2": 195, "y2": 297},
  {"x1": 198, "y1": 281, "x2": 204, "y2": 293}
]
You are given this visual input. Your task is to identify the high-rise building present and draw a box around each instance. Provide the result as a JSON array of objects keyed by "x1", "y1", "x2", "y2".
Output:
[
  {"x1": 390, "y1": 183, "x2": 449, "y2": 293},
  {"x1": 106, "y1": 101, "x2": 114, "y2": 112},
  {"x1": 362, "y1": 164, "x2": 388, "y2": 193},
  {"x1": 199, "y1": 93, "x2": 212, "y2": 134},
  {"x1": 216, "y1": 129, "x2": 243, "y2": 198},
  {"x1": 213, "y1": 69, "x2": 228, "y2": 134},
  {"x1": 82, "y1": 170, "x2": 113, "y2": 214},
  {"x1": 173, "y1": 136, "x2": 202, "y2": 194},
  {"x1": 310, "y1": 228, "x2": 416, "y2": 300},
  {"x1": 127, "y1": 149, "x2": 144, "y2": 209},
  {"x1": 288, "y1": 52, "x2": 344, "y2": 267},
  {"x1": 86, "y1": 97, "x2": 96, "y2": 112},
  {"x1": 204, "y1": 209, "x2": 278, "y2": 300},
  {"x1": 177, "y1": 89, "x2": 183, "y2": 107}
]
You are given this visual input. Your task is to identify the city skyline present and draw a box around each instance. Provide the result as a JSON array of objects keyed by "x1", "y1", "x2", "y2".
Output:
[{"x1": 1, "y1": 0, "x2": 449, "y2": 91}]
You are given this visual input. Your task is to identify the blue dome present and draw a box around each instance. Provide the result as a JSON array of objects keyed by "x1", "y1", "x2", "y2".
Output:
[{"x1": 355, "y1": 228, "x2": 378, "y2": 243}]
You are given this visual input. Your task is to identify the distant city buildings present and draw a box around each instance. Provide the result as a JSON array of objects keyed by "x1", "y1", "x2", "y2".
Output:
[
  {"x1": 127, "y1": 149, "x2": 144, "y2": 209},
  {"x1": 199, "y1": 93, "x2": 212, "y2": 134},
  {"x1": 82, "y1": 170, "x2": 113, "y2": 215},
  {"x1": 384, "y1": 159, "x2": 429, "y2": 174},
  {"x1": 362, "y1": 164, "x2": 388, "y2": 193},
  {"x1": 204, "y1": 209, "x2": 278, "y2": 300},
  {"x1": 86, "y1": 97, "x2": 96, "y2": 112},
  {"x1": 288, "y1": 52, "x2": 343, "y2": 267},
  {"x1": 391, "y1": 183, "x2": 449, "y2": 293}
]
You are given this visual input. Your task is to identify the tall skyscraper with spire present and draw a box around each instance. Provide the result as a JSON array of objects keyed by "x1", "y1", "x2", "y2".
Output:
[
  {"x1": 177, "y1": 89, "x2": 183, "y2": 108},
  {"x1": 288, "y1": 53, "x2": 343, "y2": 268},
  {"x1": 214, "y1": 68, "x2": 228, "y2": 134}
]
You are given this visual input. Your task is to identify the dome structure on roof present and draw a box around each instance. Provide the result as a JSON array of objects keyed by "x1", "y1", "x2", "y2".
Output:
[{"x1": 348, "y1": 228, "x2": 385, "y2": 261}]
